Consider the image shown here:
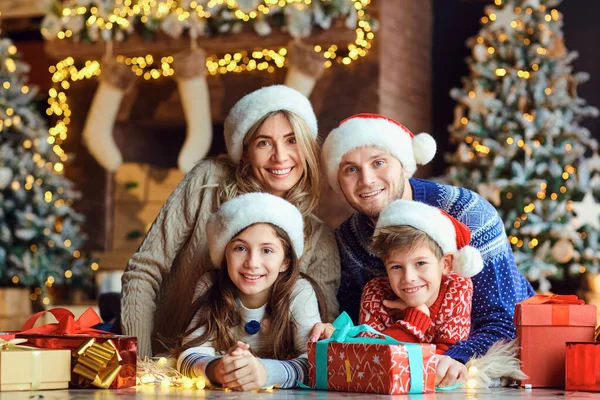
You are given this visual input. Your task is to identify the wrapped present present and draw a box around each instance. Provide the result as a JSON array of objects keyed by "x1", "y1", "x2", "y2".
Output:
[
  {"x1": 12, "y1": 308, "x2": 137, "y2": 389},
  {"x1": 1, "y1": 338, "x2": 71, "y2": 391},
  {"x1": 306, "y1": 313, "x2": 436, "y2": 395},
  {"x1": 515, "y1": 294, "x2": 597, "y2": 388},
  {"x1": 565, "y1": 342, "x2": 600, "y2": 391}
]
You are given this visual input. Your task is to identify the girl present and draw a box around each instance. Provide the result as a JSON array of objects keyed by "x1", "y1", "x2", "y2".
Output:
[
  {"x1": 121, "y1": 85, "x2": 341, "y2": 357},
  {"x1": 176, "y1": 193, "x2": 325, "y2": 390}
]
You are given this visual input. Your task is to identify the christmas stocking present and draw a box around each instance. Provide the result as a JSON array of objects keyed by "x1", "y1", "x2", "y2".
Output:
[
  {"x1": 284, "y1": 40, "x2": 325, "y2": 98},
  {"x1": 172, "y1": 48, "x2": 212, "y2": 173},
  {"x1": 82, "y1": 58, "x2": 135, "y2": 171}
]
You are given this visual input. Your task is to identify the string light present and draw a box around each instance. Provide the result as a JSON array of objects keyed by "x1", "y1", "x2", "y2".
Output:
[{"x1": 47, "y1": 0, "x2": 375, "y2": 152}]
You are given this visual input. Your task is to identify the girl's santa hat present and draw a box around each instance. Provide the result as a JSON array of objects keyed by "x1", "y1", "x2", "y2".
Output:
[
  {"x1": 322, "y1": 113, "x2": 437, "y2": 192},
  {"x1": 224, "y1": 85, "x2": 318, "y2": 164},
  {"x1": 206, "y1": 193, "x2": 305, "y2": 266},
  {"x1": 375, "y1": 200, "x2": 484, "y2": 277}
]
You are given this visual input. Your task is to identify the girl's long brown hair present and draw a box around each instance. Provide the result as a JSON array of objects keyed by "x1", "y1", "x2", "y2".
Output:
[{"x1": 173, "y1": 223, "x2": 327, "y2": 359}]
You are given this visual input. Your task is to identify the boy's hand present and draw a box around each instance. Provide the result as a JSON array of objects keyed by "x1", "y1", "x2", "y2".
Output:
[
  {"x1": 435, "y1": 355, "x2": 468, "y2": 388},
  {"x1": 382, "y1": 298, "x2": 408, "y2": 319}
]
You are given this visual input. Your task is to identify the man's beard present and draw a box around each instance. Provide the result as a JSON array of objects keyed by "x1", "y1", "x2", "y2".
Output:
[{"x1": 343, "y1": 169, "x2": 406, "y2": 221}]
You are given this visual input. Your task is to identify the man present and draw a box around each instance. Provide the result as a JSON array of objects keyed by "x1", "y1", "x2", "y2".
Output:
[{"x1": 312, "y1": 113, "x2": 534, "y2": 386}]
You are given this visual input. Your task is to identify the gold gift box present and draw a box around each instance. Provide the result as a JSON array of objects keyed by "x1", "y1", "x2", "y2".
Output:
[{"x1": 1, "y1": 346, "x2": 71, "y2": 391}]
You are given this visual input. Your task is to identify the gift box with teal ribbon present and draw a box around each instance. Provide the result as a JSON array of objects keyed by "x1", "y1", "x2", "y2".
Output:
[{"x1": 306, "y1": 313, "x2": 436, "y2": 395}]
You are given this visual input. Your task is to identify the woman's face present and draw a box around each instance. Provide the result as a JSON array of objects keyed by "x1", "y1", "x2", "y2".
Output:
[{"x1": 244, "y1": 113, "x2": 305, "y2": 197}]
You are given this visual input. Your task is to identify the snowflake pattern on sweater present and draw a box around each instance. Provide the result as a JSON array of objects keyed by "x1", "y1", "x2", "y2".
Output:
[
  {"x1": 360, "y1": 272, "x2": 473, "y2": 354},
  {"x1": 336, "y1": 178, "x2": 535, "y2": 363}
]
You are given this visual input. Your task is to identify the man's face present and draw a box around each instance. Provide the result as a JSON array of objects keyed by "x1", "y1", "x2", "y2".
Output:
[{"x1": 337, "y1": 146, "x2": 407, "y2": 219}]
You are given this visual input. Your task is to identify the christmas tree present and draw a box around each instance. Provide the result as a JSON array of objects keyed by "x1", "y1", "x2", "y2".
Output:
[
  {"x1": 0, "y1": 37, "x2": 93, "y2": 292},
  {"x1": 446, "y1": 0, "x2": 599, "y2": 292}
]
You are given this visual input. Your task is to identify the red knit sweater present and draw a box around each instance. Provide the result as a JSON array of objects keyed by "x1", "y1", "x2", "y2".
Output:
[{"x1": 359, "y1": 272, "x2": 473, "y2": 354}]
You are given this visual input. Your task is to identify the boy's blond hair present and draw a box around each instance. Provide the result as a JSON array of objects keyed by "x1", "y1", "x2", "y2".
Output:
[{"x1": 370, "y1": 225, "x2": 444, "y2": 262}]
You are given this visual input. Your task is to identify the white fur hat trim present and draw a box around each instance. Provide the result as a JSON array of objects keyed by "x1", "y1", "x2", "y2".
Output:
[
  {"x1": 224, "y1": 85, "x2": 318, "y2": 164},
  {"x1": 206, "y1": 193, "x2": 304, "y2": 266},
  {"x1": 375, "y1": 200, "x2": 483, "y2": 278},
  {"x1": 322, "y1": 114, "x2": 436, "y2": 192}
]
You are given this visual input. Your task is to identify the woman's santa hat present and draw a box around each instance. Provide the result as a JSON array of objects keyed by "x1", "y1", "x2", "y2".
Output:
[
  {"x1": 224, "y1": 85, "x2": 318, "y2": 164},
  {"x1": 206, "y1": 193, "x2": 305, "y2": 266},
  {"x1": 322, "y1": 113, "x2": 437, "y2": 192},
  {"x1": 375, "y1": 200, "x2": 484, "y2": 278}
]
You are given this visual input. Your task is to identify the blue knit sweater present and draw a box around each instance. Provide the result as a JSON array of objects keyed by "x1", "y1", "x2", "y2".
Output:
[{"x1": 335, "y1": 178, "x2": 535, "y2": 363}]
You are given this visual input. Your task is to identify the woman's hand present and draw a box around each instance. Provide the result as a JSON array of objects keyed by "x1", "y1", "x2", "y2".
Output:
[{"x1": 210, "y1": 341, "x2": 267, "y2": 391}]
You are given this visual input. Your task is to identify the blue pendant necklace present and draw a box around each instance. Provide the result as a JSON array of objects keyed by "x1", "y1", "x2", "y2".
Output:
[{"x1": 244, "y1": 320, "x2": 261, "y2": 335}]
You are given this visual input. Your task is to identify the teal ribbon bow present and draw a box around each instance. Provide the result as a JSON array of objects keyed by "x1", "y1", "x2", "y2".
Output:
[{"x1": 309, "y1": 312, "x2": 425, "y2": 394}]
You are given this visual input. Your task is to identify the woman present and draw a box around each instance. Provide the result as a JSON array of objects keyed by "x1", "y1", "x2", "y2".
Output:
[{"x1": 121, "y1": 85, "x2": 340, "y2": 357}]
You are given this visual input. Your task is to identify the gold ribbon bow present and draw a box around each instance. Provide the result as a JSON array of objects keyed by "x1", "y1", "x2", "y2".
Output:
[
  {"x1": 0, "y1": 338, "x2": 31, "y2": 350},
  {"x1": 73, "y1": 338, "x2": 122, "y2": 389},
  {"x1": 0, "y1": 338, "x2": 42, "y2": 390}
]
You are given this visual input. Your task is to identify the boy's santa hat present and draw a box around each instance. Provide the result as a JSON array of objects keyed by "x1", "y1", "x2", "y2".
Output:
[
  {"x1": 224, "y1": 85, "x2": 319, "y2": 164},
  {"x1": 206, "y1": 193, "x2": 305, "y2": 266},
  {"x1": 322, "y1": 113, "x2": 436, "y2": 192},
  {"x1": 375, "y1": 200, "x2": 484, "y2": 278}
]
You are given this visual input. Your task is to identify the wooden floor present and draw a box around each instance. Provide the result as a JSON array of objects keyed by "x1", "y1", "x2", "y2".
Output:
[{"x1": 2, "y1": 387, "x2": 600, "y2": 399}]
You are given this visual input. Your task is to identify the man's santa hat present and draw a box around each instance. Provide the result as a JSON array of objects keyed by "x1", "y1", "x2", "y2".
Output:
[
  {"x1": 322, "y1": 113, "x2": 436, "y2": 192},
  {"x1": 375, "y1": 199, "x2": 484, "y2": 277}
]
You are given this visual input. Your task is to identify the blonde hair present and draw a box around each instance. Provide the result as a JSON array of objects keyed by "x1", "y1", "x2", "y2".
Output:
[
  {"x1": 370, "y1": 225, "x2": 443, "y2": 261},
  {"x1": 219, "y1": 110, "x2": 321, "y2": 217}
]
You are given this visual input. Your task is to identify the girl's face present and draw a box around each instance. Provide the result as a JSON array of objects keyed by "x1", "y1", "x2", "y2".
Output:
[
  {"x1": 244, "y1": 113, "x2": 305, "y2": 197},
  {"x1": 225, "y1": 223, "x2": 289, "y2": 309}
]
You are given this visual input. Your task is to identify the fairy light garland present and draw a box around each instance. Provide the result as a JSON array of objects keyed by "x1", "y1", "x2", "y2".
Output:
[{"x1": 45, "y1": 0, "x2": 375, "y2": 162}]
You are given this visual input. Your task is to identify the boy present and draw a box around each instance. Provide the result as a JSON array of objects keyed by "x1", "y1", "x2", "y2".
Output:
[{"x1": 360, "y1": 199, "x2": 484, "y2": 383}]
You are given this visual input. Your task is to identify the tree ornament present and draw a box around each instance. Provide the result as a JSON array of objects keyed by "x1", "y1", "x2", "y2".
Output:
[
  {"x1": 518, "y1": 94, "x2": 529, "y2": 113},
  {"x1": 548, "y1": 37, "x2": 566, "y2": 58},
  {"x1": 571, "y1": 191, "x2": 600, "y2": 230},
  {"x1": 461, "y1": 86, "x2": 496, "y2": 119},
  {"x1": 477, "y1": 183, "x2": 501, "y2": 206},
  {"x1": 486, "y1": 5, "x2": 519, "y2": 33},
  {"x1": 0, "y1": 167, "x2": 13, "y2": 189},
  {"x1": 82, "y1": 56, "x2": 136, "y2": 171},
  {"x1": 567, "y1": 75, "x2": 579, "y2": 99},
  {"x1": 284, "y1": 39, "x2": 325, "y2": 98},
  {"x1": 452, "y1": 105, "x2": 466, "y2": 129},
  {"x1": 472, "y1": 43, "x2": 489, "y2": 63},
  {"x1": 551, "y1": 238, "x2": 574, "y2": 263},
  {"x1": 172, "y1": 48, "x2": 213, "y2": 173}
]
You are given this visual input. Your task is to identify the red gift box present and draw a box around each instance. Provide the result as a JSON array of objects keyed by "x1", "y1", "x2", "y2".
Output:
[
  {"x1": 5, "y1": 308, "x2": 136, "y2": 389},
  {"x1": 565, "y1": 342, "x2": 600, "y2": 391},
  {"x1": 307, "y1": 341, "x2": 436, "y2": 395},
  {"x1": 515, "y1": 295, "x2": 597, "y2": 388}
]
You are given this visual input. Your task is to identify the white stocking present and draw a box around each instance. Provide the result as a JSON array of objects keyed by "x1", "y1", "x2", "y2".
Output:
[
  {"x1": 173, "y1": 49, "x2": 212, "y2": 173},
  {"x1": 284, "y1": 40, "x2": 325, "y2": 98},
  {"x1": 82, "y1": 58, "x2": 134, "y2": 171}
]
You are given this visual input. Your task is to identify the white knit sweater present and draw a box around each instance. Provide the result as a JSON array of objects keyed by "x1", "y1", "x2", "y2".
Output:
[
  {"x1": 177, "y1": 278, "x2": 321, "y2": 388},
  {"x1": 121, "y1": 158, "x2": 341, "y2": 357}
]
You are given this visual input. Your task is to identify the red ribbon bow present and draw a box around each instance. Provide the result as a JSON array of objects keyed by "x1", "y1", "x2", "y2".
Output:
[
  {"x1": 18, "y1": 307, "x2": 108, "y2": 336},
  {"x1": 520, "y1": 294, "x2": 585, "y2": 306}
]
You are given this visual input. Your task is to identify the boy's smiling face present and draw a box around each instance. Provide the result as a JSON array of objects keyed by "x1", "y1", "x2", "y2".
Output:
[{"x1": 384, "y1": 245, "x2": 452, "y2": 308}]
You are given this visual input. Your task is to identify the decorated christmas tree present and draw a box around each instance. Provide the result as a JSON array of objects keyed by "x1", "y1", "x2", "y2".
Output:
[
  {"x1": 0, "y1": 37, "x2": 93, "y2": 291},
  {"x1": 445, "y1": 0, "x2": 599, "y2": 292}
]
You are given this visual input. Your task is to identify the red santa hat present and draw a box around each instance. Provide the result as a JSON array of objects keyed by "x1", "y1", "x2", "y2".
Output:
[
  {"x1": 375, "y1": 200, "x2": 484, "y2": 277},
  {"x1": 321, "y1": 113, "x2": 437, "y2": 192}
]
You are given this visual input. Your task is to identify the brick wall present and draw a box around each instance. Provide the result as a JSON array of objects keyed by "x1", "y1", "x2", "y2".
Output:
[{"x1": 61, "y1": 1, "x2": 433, "y2": 263}]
